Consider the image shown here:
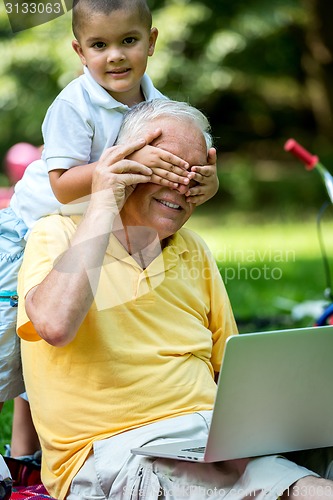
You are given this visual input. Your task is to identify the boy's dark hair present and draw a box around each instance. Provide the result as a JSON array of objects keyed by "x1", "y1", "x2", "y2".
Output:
[{"x1": 72, "y1": 0, "x2": 152, "y2": 40}]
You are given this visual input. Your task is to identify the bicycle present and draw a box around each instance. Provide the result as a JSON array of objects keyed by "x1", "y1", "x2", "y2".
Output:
[{"x1": 284, "y1": 138, "x2": 333, "y2": 326}]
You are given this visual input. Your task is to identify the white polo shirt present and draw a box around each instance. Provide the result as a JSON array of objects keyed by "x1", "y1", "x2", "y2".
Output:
[{"x1": 10, "y1": 67, "x2": 165, "y2": 230}]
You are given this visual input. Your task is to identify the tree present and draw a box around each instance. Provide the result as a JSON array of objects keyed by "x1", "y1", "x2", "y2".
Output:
[
  {"x1": 302, "y1": 0, "x2": 333, "y2": 143},
  {"x1": 0, "y1": 8, "x2": 78, "y2": 174}
]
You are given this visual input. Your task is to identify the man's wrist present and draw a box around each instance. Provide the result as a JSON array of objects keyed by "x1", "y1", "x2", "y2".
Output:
[{"x1": 75, "y1": 190, "x2": 120, "y2": 244}]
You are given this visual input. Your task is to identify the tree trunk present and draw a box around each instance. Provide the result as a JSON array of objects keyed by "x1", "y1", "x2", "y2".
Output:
[{"x1": 303, "y1": 0, "x2": 333, "y2": 140}]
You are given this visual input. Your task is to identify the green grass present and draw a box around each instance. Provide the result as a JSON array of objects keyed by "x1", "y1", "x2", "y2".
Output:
[
  {"x1": 0, "y1": 400, "x2": 13, "y2": 455},
  {"x1": 185, "y1": 209, "x2": 333, "y2": 332},
  {"x1": 1, "y1": 210, "x2": 332, "y2": 452}
]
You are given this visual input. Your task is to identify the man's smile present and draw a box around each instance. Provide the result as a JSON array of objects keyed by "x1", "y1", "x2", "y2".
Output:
[{"x1": 158, "y1": 199, "x2": 181, "y2": 210}]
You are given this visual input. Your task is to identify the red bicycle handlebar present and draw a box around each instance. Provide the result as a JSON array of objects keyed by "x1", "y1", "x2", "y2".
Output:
[{"x1": 284, "y1": 138, "x2": 319, "y2": 170}]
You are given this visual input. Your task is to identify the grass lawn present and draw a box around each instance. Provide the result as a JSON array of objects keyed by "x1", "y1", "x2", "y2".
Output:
[
  {"x1": 0, "y1": 400, "x2": 13, "y2": 455},
  {"x1": 185, "y1": 209, "x2": 333, "y2": 331},
  {"x1": 1, "y1": 210, "x2": 332, "y2": 452}
]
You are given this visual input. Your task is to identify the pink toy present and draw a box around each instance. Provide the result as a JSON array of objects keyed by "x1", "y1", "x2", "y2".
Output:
[{"x1": 4, "y1": 142, "x2": 41, "y2": 184}]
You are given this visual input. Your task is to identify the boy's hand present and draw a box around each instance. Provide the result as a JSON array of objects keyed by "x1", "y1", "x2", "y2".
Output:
[
  {"x1": 127, "y1": 128, "x2": 190, "y2": 189},
  {"x1": 184, "y1": 148, "x2": 219, "y2": 205}
]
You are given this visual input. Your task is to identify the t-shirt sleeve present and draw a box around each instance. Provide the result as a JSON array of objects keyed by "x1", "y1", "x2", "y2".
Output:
[
  {"x1": 209, "y1": 264, "x2": 238, "y2": 373},
  {"x1": 42, "y1": 98, "x2": 94, "y2": 171},
  {"x1": 201, "y1": 241, "x2": 238, "y2": 373}
]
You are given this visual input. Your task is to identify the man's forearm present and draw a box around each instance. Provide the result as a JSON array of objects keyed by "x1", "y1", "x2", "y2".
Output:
[
  {"x1": 26, "y1": 202, "x2": 116, "y2": 347},
  {"x1": 25, "y1": 139, "x2": 153, "y2": 346}
]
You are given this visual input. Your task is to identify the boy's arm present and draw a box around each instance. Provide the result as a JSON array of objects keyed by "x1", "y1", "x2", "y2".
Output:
[
  {"x1": 49, "y1": 128, "x2": 192, "y2": 205},
  {"x1": 43, "y1": 97, "x2": 96, "y2": 204},
  {"x1": 49, "y1": 164, "x2": 96, "y2": 204},
  {"x1": 184, "y1": 148, "x2": 219, "y2": 205}
]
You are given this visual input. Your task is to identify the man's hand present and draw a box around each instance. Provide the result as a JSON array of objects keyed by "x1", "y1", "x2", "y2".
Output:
[
  {"x1": 91, "y1": 139, "x2": 153, "y2": 214},
  {"x1": 25, "y1": 139, "x2": 153, "y2": 348}
]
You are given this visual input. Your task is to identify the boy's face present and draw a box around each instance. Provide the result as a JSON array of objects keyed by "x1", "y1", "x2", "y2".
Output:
[{"x1": 72, "y1": 9, "x2": 158, "y2": 106}]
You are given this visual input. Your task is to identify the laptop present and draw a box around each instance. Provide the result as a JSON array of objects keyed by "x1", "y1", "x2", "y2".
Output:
[{"x1": 131, "y1": 325, "x2": 333, "y2": 463}]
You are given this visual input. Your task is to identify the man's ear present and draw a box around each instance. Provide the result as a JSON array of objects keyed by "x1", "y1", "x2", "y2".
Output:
[
  {"x1": 148, "y1": 27, "x2": 158, "y2": 57},
  {"x1": 72, "y1": 39, "x2": 87, "y2": 66}
]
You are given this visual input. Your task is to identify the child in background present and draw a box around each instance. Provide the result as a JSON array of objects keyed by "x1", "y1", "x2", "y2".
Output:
[{"x1": 0, "y1": 0, "x2": 219, "y2": 468}]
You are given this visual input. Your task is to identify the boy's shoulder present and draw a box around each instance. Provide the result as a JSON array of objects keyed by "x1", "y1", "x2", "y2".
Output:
[
  {"x1": 54, "y1": 72, "x2": 89, "y2": 101},
  {"x1": 47, "y1": 70, "x2": 110, "y2": 115}
]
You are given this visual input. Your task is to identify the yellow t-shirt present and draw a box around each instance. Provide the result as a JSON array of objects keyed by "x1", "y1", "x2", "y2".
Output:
[{"x1": 17, "y1": 214, "x2": 237, "y2": 499}]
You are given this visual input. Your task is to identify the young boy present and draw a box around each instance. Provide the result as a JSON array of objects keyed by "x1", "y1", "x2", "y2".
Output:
[
  {"x1": 0, "y1": 0, "x2": 218, "y2": 447},
  {"x1": 11, "y1": 0, "x2": 218, "y2": 228}
]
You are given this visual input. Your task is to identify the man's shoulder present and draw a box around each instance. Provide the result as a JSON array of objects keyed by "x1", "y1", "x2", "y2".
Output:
[
  {"x1": 31, "y1": 214, "x2": 77, "y2": 238},
  {"x1": 177, "y1": 227, "x2": 210, "y2": 250}
]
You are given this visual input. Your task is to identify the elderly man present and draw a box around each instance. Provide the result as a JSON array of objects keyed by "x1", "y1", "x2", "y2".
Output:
[{"x1": 17, "y1": 99, "x2": 333, "y2": 499}]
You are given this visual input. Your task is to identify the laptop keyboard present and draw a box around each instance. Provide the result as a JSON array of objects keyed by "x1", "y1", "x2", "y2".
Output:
[{"x1": 181, "y1": 446, "x2": 206, "y2": 453}]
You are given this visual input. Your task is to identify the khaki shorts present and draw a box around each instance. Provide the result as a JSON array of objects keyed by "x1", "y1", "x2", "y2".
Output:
[{"x1": 67, "y1": 411, "x2": 316, "y2": 500}]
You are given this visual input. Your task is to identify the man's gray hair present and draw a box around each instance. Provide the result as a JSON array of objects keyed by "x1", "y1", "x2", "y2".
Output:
[{"x1": 117, "y1": 99, "x2": 213, "y2": 149}]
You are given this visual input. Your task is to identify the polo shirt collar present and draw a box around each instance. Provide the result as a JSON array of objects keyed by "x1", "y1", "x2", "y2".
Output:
[
  {"x1": 82, "y1": 66, "x2": 157, "y2": 111},
  {"x1": 108, "y1": 230, "x2": 190, "y2": 274},
  {"x1": 163, "y1": 231, "x2": 189, "y2": 261},
  {"x1": 140, "y1": 72, "x2": 160, "y2": 101},
  {"x1": 70, "y1": 216, "x2": 189, "y2": 274}
]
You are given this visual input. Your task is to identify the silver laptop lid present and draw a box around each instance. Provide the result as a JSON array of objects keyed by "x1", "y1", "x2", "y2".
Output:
[{"x1": 204, "y1": 325, "x2": 333, "y2": 461}]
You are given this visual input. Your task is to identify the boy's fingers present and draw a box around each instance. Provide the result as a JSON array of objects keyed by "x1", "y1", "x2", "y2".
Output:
[
  {"x1": 190, "y1": 165, "x2": 211, "y2": 177},
  {"x1": 208, "y1": 147, "x2": 217, "y2": 163},
  {"x1": 145, "y1": 128, "x2": 162, "y2": 144},
  {"x1": 150, "y1": 173, "x2": 178, "y2": 189},
  {"x1": 159, "y1": 153, "x2": 188, "y2": 171},
  {"x1": 111, "y1": 161, "x2": 153, "y2": 176},
  {"x1": 163, "y1": 163, "x2": 188, "y2": 176},
  {"x1": 186, "y1": 195, "x2": 205, "y2": 205},
  {"x1": 187, "y1": 171, "x2": 204, "y2": 183},
  {"x1": 184, "y1": 185, "x2": 204, "y2": 197},
  {"x1": 152, "y1": 168, "x2": 190, "y2": 185},
  {"x1": 184, "y1": 191, "x2": 206, "y2": 204},
  {"x1": 190, "y1": 148, "x2": 217, "y2": 176}
]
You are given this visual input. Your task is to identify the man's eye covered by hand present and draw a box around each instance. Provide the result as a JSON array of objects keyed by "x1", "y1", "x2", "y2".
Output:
[{"x1": 127, "y1": 144, "x2": 192, "y2": 189}]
